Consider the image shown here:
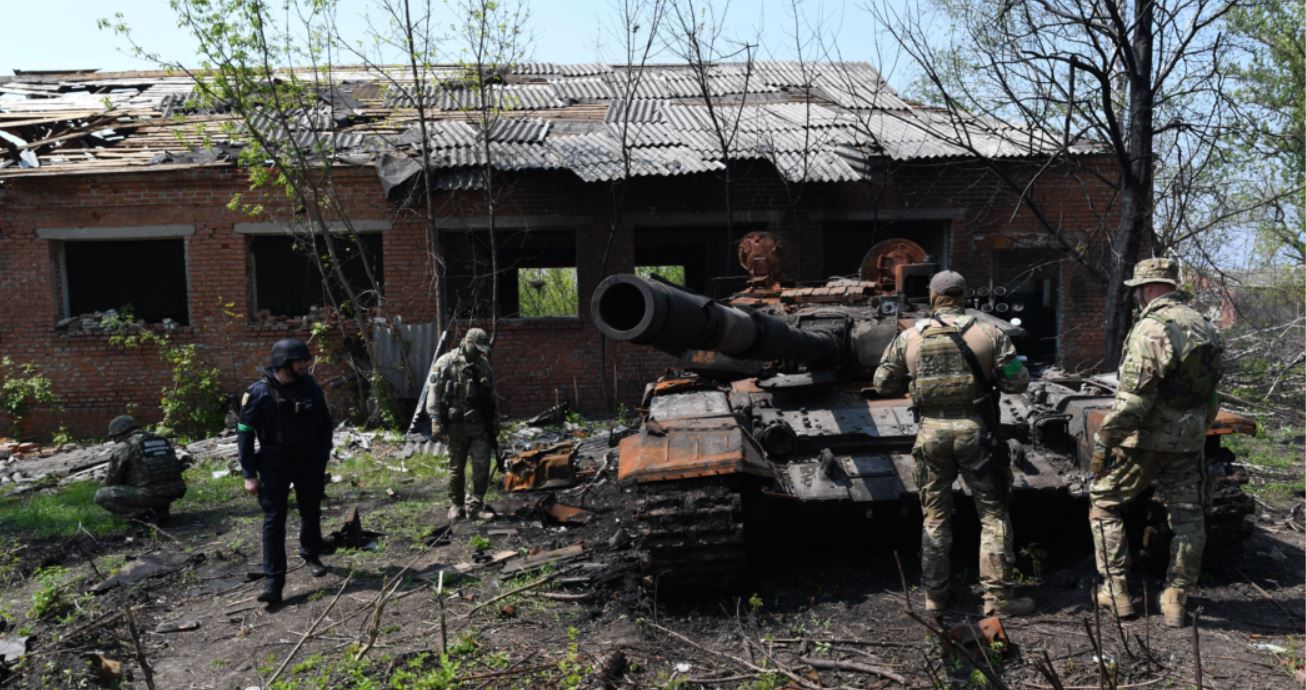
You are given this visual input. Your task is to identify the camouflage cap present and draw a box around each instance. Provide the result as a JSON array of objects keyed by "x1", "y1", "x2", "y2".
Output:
[
  {"x1": 107, "y1": 415, "x2": 139, "y2": 438},
  {"x1": 1123, "y1": 257, "x2": 1180, "y2": 287},
  {"x1": 463, "y1": 327, "x2": 492, "y2": 353},
  {"x1": 927, "y1": 271, "x2": 967, "y2": 296}
]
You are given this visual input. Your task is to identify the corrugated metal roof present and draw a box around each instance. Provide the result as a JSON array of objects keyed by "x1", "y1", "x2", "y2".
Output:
[
  {"x1": 549, "y1": 77, "x2": 616, "y2": 101},
  {"x1": 0, "y1": 61, "x2": 1106, "y2": 180},
  {"x1": 603, "y1": 100, "x2": 663, "y2": 124}
]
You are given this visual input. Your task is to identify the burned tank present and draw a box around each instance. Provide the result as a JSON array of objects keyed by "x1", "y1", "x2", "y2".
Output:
[{"x1": 591, "y1": 235, "x2": 1255, "y2": 591}]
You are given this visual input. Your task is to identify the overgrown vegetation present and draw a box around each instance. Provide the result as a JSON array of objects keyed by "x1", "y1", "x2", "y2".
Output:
[
  {"x1": 0, "y1": 356, "x2": 60, "y2": 439},
  {"x1": 100, "y1": 308, "x2": 228, "y2": 441}
]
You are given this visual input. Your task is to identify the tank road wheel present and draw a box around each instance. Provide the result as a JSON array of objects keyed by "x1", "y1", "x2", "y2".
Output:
[{"x1": 633, "y1": 479, "x2": 747, "y2": 594}]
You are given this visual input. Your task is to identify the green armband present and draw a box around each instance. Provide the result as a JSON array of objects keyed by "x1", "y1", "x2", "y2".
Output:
[
  {"x1": 1000, "y1": 359, "x2": 1024, "y2": 378},
  {"x1": 237, "y1": 423, "x2": 255, "y2": 432}
]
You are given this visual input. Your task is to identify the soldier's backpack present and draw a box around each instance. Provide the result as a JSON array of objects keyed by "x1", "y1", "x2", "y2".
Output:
[{"x1": 907, "y1": 317, "x2": 992, "y2": 412}]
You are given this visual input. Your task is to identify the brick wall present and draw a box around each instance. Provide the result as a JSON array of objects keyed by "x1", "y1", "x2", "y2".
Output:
[{"x1": 0, "y1": 156, "x2": 1117, "y2": 438}]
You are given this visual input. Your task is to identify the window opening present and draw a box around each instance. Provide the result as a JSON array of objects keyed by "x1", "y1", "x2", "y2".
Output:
[
  {"x1": 250, "y1": 234, "x2": 383, "y2": 317},
  {"x1": 63, "y1": 239, "x2": 189, "y2": 324}
]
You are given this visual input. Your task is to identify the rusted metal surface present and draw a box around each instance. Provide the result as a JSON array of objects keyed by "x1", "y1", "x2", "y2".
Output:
[
  {"x1": 535, "y1": 494, "x2": 592, "y2": 526},
  {"x1": 1208, "y1": 409, "x2": 1257, "y2": 436},
  {"x1": 502, "y1": 441, "x2": 578, "y2": 492}
]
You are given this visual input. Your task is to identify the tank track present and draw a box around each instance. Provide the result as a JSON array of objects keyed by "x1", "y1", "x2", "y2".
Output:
[{"x1": 633, "y1": 479, "x2": 747, "y2": 593}]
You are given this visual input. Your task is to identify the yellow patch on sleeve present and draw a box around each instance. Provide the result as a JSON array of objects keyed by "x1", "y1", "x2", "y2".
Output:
[{"x1": 241, "y1": 392, "x2": 250, "y2": 407}]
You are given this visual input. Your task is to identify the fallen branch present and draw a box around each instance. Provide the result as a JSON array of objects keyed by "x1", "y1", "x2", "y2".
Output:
[
  {"x1": 1234, "y1": 567, "x2": 1300, "y2": 620},
  {"x1": 646, "y1": 621, "x2": 820, "y2": 690},
  {"x1": 129, "y1": 518, "x2": 180, "y2": 543},
  {"x1": 265, "y1": 572, "x2": 353, "y2": 688},
  {"x1": 123, "y1": 606, "x2": 157, "y2": 690},
  {"x1": 798, "y1": 655, "x2": 906, "y2": 684},
  {"x1": 1022, "y1": 678, "x2": 1165, "y2": 690},
  {"x1": 462, "y1": 565, "x2": 580, "y2": 619}
]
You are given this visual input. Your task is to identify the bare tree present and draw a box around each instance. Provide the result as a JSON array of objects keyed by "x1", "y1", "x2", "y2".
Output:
[
  {"x1": 871, "y1": 0, "x2": 1255, "y2": 367},
  {"x1": 103, "y1": 0, "x2": 398, "y2": 423}
]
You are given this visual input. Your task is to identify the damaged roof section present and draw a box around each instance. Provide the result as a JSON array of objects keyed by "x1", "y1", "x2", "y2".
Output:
[{"x1": 0, "y1": 62, "x2": 1104, "y2": 186}]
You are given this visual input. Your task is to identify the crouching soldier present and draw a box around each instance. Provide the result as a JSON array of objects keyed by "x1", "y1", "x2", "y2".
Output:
[
  {"x1": 94, "y1": 415, "x2": 187, "y2": 523},
  {"x1": 238, "y1": 338, "x2": 334, "y2": 605},
  {"x1": 426, "y1": 328, "x2": 500, "y2": 521}
]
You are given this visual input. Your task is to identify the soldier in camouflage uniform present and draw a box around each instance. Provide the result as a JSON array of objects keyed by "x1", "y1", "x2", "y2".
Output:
[
  {"x1": 426, "y1": 328, "x2": 500, "y2": 521},
  {"x1": 94, "y1": 415, "x2": 187, "y2": 522},
  {"x1": 1090, "y1": 258, "x2": 1223, "y2": 628},
  {"x1": 874, "y1": 271, "x2": 1033, "y2": 617}
]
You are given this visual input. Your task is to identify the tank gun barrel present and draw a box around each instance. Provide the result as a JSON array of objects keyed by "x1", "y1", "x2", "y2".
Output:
[{"x1": 591, "y1": 273, "x2": 838, "y2": 366}]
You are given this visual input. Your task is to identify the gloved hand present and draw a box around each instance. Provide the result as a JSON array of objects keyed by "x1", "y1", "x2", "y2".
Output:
[{"x1": 430, "y1": 422, "x2": 445, "y2": 440}]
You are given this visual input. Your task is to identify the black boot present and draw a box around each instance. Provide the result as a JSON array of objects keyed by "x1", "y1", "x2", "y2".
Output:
[
  {"x1": 301, "y1": 552, "x2": 328, "y2": 578},
  {"x1": 257, "y1": 579, "x2": 283, "y2": 604}
]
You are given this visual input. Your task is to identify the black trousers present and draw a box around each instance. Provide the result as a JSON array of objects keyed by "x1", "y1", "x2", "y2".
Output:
[{"x1": 257, "y1": 459, "x2": 325, "y2": 586}]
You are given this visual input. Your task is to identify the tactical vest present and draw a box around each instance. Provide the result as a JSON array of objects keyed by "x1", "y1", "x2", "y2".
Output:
[
  {"x1": 907, "y1": 319, "x2": 988, "y2": 413},
  {"x1": 1146, "y1": 306, "x2": 1223, "y2": 410},
  {"x1": 266, "y1": 379, "x2": 322, "y2": 453},
  {"x1": 125, "y1": 432, "x2": 186, "y2": 496},
  {"x1": 442, "y1": 356, "x2": 493, "y2": 425}
]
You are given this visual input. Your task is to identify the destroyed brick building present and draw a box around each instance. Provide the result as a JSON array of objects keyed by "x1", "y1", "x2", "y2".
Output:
[{"x1": 0, "y1": 62, "x2": 1116, "y2": 437}]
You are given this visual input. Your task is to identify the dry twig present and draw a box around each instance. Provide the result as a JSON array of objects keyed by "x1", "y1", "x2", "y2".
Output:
[
  {"x1": 123, "y1": 606, "x2": 157, "y2": 690},
  {"x1": 265, "y1": 572, "x2": 353, "y2": 688},
  {"x1": 798, "y1": 655, "x2": 906, "y2": 684}
]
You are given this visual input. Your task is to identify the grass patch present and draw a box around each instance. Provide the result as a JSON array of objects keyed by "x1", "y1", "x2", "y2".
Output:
[
  {"x1": 0, "y1": 481, "x2": 128, "y2": 538},
  {"x1": 1223, "y1": 424, "x2": 1304, "y2": 503}
]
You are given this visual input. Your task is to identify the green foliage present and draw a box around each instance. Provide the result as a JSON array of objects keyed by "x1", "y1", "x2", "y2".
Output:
[
  {"x1": 468, "y1": 534, "x2": 492, "y2": 551},
  {"x1": 0, "y1": 481, "x2": 128, "y2": 539},
  {"x1": 101, "y1": 309, "x2": 227, "y2": 440},
  {"x1": 635, "y1": 265, "x2": 687, "y2": 285},
  {"x1": 26, "y1": 566, "x2": 73, "y2": 621},
  {"x1": 518, "y1": 267, "x2": 578, "y2": 318},
  {"x1": 1016, "y1": 543, "x2": 1048, "y2": 583},
  {"x1": 0, "y1": 356, "x2": 60, "y2": 439}
]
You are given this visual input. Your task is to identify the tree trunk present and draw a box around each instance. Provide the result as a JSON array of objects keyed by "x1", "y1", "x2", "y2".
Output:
[{"x1": 1103, "y1": 0, "x2": 1155, "y2": 369}]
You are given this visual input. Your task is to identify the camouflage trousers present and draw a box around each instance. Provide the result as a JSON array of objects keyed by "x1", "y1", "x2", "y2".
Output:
[
  {"x1": 447, "y1": 427, "x2": 493, "y2": 509},
  {"x1": 914, "y1": 416, "x2": 1017, "y2": 605},
  {"x1": 1090, "y1": 448, "x2": 1205, "y2": 590},
  {"x1": 94, "y1": 484, "x2": 183, "y2": 517}
]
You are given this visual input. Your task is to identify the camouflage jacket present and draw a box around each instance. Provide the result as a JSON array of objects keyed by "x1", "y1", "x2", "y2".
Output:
[
  {"x1": 104, "y1": 430, "x2": 186, "y2": 496},
  {"x1": 426, "y1": 349, "x2": 499, "y2": 435},
  {"x1": 1095, "y1": 292, "x2": 1223, "y2": 453},
  {"x1": 873, "y1": 307, "x2": 1030, "y2": 412}
]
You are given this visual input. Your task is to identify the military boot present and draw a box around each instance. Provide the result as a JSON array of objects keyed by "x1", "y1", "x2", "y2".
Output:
[
  {"x1": 984, "y1": 596, "x2": 1036, "y2": 618},
  {"x1": 300, "y1": 551, "x2": 328, "y2": 577},
  {"x1": 1096, "y1": 577, "x2": 1135, "y2": 618},
  {"x1": 257, "y1": 579, "x2": 283, "y2": 605},
  {"x1": 924, "y1": 590, "x2": 949, "y2": 615},
  {"x1": 1159, "y1": 588, "x2": 1188, "y2": 628},
  {"x1": 447, "y1": 504, "x2": 466, "y2": 521}
]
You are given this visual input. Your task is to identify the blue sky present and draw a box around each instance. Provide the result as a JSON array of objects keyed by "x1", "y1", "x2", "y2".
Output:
[{"x1": 0, "y1": 0, "x2": 921, "y2": 88}]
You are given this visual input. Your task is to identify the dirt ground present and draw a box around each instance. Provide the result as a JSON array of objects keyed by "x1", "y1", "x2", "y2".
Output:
[{"x1": 0, "y1": 428, "x2": 1302, "y2": 690}]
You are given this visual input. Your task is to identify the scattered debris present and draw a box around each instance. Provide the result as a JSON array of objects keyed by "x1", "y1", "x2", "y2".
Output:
[
  {"x1": 949, "y1": 616, "x2": 1009, "y2": 654},
  {"x1": 525, "y1": 402, "x2": 569, "y2": 427},
  {"x1": 153, "y1": 620, "x2": 201, "y2": 634},
  {"x1": 328, "y1": 506, "x2": 381, "y2": 550},
  {"x1": 91, "y1": 552, "x2": 205, "y2": 594},
  {"x1": 502, "y1": 441, "x2": 578, "y2": 492},
  {"x1": 501, "y1": 543, "x2": 585, "y2": 577},
  {"x1": 0, "y1": 637, "x2": 28, "y2": 665},
  {"x1": 535, "y1": 494, "x2": 592, "y2": 526},
  {"x1": 93, "y1": 653, "x2": 122, "y2": 683}
]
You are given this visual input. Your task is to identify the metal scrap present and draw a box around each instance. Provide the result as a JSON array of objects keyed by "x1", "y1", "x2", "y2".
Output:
[
  {"x1": 535, "y1": 494, "x2": 592, "y2": 526},
  {"x1": 502, "y1": 441, "x2": 578, "y2": 492}
]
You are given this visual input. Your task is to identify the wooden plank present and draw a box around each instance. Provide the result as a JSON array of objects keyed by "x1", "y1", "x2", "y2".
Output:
[{"x1": 500, "y1": 543, "x2": 585, "y2": 576}]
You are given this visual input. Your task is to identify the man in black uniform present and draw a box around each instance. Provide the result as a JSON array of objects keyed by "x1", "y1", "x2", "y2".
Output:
[{"x1": 237, "y1": 339, "x2": 334, "y2": 604}]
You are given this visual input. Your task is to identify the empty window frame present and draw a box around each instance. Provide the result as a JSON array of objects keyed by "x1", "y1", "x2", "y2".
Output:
[
  {"x1": 443, "y1": 229, "x2": 578, "y2": 319},
  {"x1": 821, "y1": 220, "x2": 950, "y2": 279},
  {"x1": 62, "y1": 239, "x2": 190, "y2": 324},
  {"x1": 250, "y1": 234, "x2": 384, "y2": 317},
  {"x1": 633, "y1": 225, "x2": 760, "y2": 298}
]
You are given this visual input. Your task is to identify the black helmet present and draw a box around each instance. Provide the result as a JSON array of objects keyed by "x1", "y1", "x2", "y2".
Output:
[
  {"x1": 270, "y1": 339, "x2": 313, "y2": 369},
  {"x1": 107, "y1": 415, "x2": 140, "y2": 439}
]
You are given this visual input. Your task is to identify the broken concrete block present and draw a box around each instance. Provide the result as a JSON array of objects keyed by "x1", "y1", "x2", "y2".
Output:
[
  {"x1": 0, "y1": 636, "x2": 28, "y2": 664},
  {"x1": 154, "y1": 619, "x2": 201, "y2": 634}
]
